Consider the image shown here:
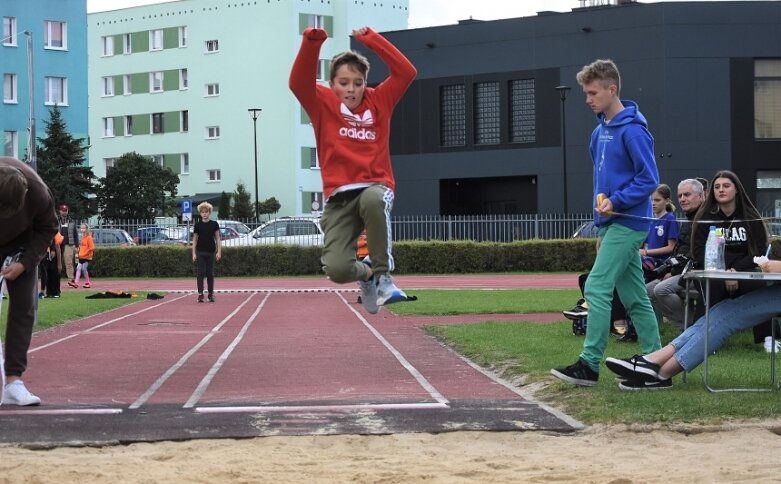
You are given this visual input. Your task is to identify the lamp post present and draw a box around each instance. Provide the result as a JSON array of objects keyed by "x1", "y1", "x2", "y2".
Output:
[
  {"x1": 248, "y1": 108, "x2": 262, "y2": 219},
  {"x1": 555, "y1": 85, "x2": 571, "y2": 213}
]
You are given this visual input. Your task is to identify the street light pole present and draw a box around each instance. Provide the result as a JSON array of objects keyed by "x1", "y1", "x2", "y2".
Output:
[
  {"x1": 25, "y1": 31, "x2": 36, "y2": 171},
  {"x1": 555, "y1": 85, "x2": 571, "y2": 213},
  {"x1": 248, "y1": 108, "x2": 262, "y2": 220}
]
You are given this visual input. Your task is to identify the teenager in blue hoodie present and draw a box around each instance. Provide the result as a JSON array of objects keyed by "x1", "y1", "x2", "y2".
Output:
[{"x1": 551, "y1": 59, "x2": 662, "y2": 386}]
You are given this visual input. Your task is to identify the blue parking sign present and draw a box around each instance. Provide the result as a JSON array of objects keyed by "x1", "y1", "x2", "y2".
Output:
[{"x1": 181, "y1": 199, "x2": 192, "y2": 214}]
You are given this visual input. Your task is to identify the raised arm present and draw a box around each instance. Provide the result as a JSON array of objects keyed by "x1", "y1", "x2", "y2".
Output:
[
  {"x1": 289, "y1": 28, "x2": 328, "y2": 116},
  {"x1": 354, "y1": 27, "x2": 417, "y2": 104}
]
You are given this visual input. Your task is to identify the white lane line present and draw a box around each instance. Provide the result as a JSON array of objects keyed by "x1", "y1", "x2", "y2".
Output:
[
  {"x1": 335, "y1": 292, "x2": 449, "y2": 405},
  {"x1": 0, "y1": 408, "x2": 123, "y2": 416},
  {"x1": 129, "y1": 293, "x2": 258, "y2": 409},
  {"x1": 30, "y1": 294, "x2": 190, "y2": 353},
  {"x1": 195, "y1": 402, "x2": 449, "y2": 414},
  {"x1": 182, "y1": 293, "x2": 271, "y2": 408}
]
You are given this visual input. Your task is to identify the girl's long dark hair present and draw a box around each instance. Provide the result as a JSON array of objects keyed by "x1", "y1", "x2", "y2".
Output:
[{"x1": 691, "y1": 170, "x2": 768, "y2": 256}]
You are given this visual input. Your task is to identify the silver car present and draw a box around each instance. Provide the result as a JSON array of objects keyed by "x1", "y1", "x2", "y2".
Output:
[{"x1": 223, "y1": 217, "x2": 323, "y2": 247}]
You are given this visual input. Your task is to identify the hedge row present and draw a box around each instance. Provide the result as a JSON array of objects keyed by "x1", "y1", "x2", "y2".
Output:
[{"x1": 89, "y1": 237, "x2": 781, "y2": 278}]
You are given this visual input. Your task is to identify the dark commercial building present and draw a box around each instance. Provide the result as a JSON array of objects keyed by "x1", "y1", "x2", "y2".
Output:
[{"x1": 367, "y1": 1, "x2": 781, "y2": 217}]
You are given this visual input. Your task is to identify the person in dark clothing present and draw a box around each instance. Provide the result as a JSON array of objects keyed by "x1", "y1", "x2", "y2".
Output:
[
  {"x1": 690, "y1": 170, "x2": 774, "y2": 343},
  {"x1": 0, "y1": 157, "x2": 59, "y2": 406},
  {"x1": 191, "y1": 202, "x2": 221, "y2": 303},
  {"x1": 39, "y1": 233, "x2": 62, "y2": 298},
  {"x1": 57, "y1": 203, "x2": 79, "y2": 287}
]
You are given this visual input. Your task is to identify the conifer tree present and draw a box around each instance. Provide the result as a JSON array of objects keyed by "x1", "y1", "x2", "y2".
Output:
[{"x1": 232, "y1": 181, "x2": 254, "y2": 219}]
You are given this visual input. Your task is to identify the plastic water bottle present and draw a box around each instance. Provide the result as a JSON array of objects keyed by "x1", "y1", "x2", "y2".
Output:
[
  {"x1": 714, "y1": 228, "x2": 726, "y2": 270},
  {"x1": 704, "y1": 226, "x2": 719, "y2": 270}
]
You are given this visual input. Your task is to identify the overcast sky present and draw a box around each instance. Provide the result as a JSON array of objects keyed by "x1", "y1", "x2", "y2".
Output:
[{"x1": 86, "y1": 0, "x2": 760, "y2": 27}]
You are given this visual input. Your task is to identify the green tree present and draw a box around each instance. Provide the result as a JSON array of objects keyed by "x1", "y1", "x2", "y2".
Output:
[
  {"x1": 218, "y1": 191, "x2": 232, "y2": 219},
  {"x1": 257, "y1": 196, "x2": 281, "y2": 216},
  {"x1": 96, "y1": 152, "x2": 179, "y2": 219},
  {"x1": 232, "y1": 181, "x2": 253, "y2": 219},
  {"x1": 37, "y1": 105, "x2": 96, "y2": 219}
]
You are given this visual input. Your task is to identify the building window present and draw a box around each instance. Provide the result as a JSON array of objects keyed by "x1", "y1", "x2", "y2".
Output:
[
  {"x1": 123, "y1": 75, "x2": 131, "y2": 95},
  {"x1": 308, "y1": 147, "x2": 319, "y2": 168},
  {"x1": 124, "y1": 116, "x2": 133, "y2": 136},
  {"x1": 150, "y1": 71, "x2": 163, "y2": 92},
  {"x1": 207, "y1": 169, "x2": 221, "y2": 181},
  {"x1": 102, "y1": 117, "x2": 114, "y2": 137},
  {"x1": 181, "y1": 153, "x2": 190, "y2": 174},
  {"x1": 440, "y1": 84, "x2": 466, "y2": 147},
  {"x1": 205, "y1": 83, "x2": 219, "y2": 96},
  {"x1": 509, "y1": 78, "x2": 536, "y2": 144},
  {"x1": 307, "y1": 15, "x2": 324, "y2": 28},
  {"x1": 474, "y1": 81, "x2": 501, "y2": 145},
  {"x1": 3, "y1": 131, "x2": 18, "y2": 158},
  {"x1": 206, "y1": 126, "x2": 220, "y2": 139},
  {"x1": 151, "y1": 154, "x2": 164, "y2": 166},
  {"x1": 3, "y1": 73, "x2": 17, "y2": 103},
  {"x1": 44, "y1": 20, "x2": 66, "y2": 49},
  {"x1": 104, "y1": 157, "x2": 116, "y2": 171},
  {"x1": 149, "y1": 29, "x2": 163, "y2": 51},
  {"x1": 44, "y1": 76, "x2": 67, "y2": 105},
  {"x1": 205, "y1": 39, "x2": 219, "y2": 53},
  {"x1": 181, "y1": 110, "x2": 189, "y2": 132},
  {"x1": 755, "y1": 59, "x2": 781, "y2": 140},
  {"x1": 152, "y1": 113, "x2": 164, "y2": 134},
  {"x1": 178, "y1": 26, "x2": 187, "y2": 47},
  {"x1": 101, "y1": 35, "x2": 113, "y2": 56},
  {"x1": 180, "y1": 68, "x2": 188, "y2": 89},
  {"x1": 3, "y1": 17, "x2": 17, "y2": 46},
  {"x1": 123, "y1": 33, "x2": 132, "y2": 54},
  {"x1": 102, "y1": 76, "x2": 114, "y2": 97},
  {"x1": 316, "y1": 59, "x2": 329, "y2": 82}
]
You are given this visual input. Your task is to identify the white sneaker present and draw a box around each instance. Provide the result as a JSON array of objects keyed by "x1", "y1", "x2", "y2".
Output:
[
  {"x1": 2, "y1": 380, "x2": 42, "y2": 406},
  {"x1": 357, "y1": 257, "x2": 379, "y2": 314},
  {"x1": 376, "y1": 274, "x2": 408, "y2": 306},
  {"x1": 764, "y1": 336, "x2": 781, "y2": 354}
]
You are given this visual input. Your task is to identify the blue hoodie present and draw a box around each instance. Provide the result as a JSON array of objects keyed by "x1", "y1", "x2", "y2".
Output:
[{"x1": 590, "y1": 100, "x2": 659, "y2": 232}]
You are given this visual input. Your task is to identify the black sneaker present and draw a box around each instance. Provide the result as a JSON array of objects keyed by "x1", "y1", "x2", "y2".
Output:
[
  {"x1": 562, "y1": 299, "x2": 588, "y2": 320},
  {"x1": 550, "y1": 359, "x2": 599, "y2": 386},
  {"x1": 605, "y1": 355, "x2": 661, "y2": 382},
  {"x1": 197, "y1": 294, "x2": 204, "y2": 303},
  {"x1": 618, "y1": 377, "x2": 672, "y2": 391},
  {"x1": 208, "y1": 293, "x2": 215, "y2": 303}
]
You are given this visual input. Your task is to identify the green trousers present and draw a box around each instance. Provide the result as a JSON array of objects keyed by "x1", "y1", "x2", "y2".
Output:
[
  {"x1": 580, "y1": 223, "x2": 662, "y2": 372},
  {"x1": 319, "y1": 185, "x2": 395, "y2": 284}
]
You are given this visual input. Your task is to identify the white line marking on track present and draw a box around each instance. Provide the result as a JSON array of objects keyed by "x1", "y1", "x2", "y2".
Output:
[
  {"x1": 182, "y1": 293, "x2": 271, "y2": 408},
  {"x1": 194, "y1": 402, "x2": 449, "y2": 414},
  {"x1": 0, "y1": 408, "x2": 123, "y2": 416},
  {"x1": 29, "y1": 294, "x2": 190, "y2": 353},
  {"x1": 335, "y1": 292, "x2": 449, "y2": 405},
  {"x1": 129, "y1": 293, "x2": 259, "y2": 409}
]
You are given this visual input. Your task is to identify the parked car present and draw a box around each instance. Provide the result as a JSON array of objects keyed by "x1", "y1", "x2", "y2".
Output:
[
  {"x1": 216, "y1": 220, "x2": 252, "y2": 236},
  {"x1": 91, "y1": 228, "x2": 136, "y2": 247},
  {"x1": 572, "y1": 221, "x2": 599, "y2": 239},
  {"x1": 150, "y1": 227, "x2": 191, "y2": 246},
  {"x1": 223, "y1": 217, "x2": 323, "y2": 247},
  {"x1": 133, "y1": 226, "x2": 165, "y2": 245}
]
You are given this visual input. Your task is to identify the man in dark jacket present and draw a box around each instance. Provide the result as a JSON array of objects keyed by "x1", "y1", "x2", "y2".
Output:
[
  {"x1": 0, "y1": 157, "x2": 58, "y2": 406},
  {"x1": 646, "y1": 178, "x2": 705, "y2": 330}
]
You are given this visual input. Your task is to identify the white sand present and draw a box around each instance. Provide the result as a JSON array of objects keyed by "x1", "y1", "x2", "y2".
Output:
[{"x1": 2, "y1": 422, "x2": 781, "y2": 483}]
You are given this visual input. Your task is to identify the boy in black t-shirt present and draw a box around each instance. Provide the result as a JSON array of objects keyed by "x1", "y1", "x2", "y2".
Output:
[{"x1": 191, "y1": 202, "x2": 221, "y2": 303}]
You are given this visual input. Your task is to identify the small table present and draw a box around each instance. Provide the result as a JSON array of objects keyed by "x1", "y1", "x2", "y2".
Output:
[{"x1": 684, "y1": 270, "x2": 781, "y2": 392}]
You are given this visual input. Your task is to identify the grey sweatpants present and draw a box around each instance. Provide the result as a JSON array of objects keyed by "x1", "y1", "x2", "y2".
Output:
[{"x1": 319, "y1": 185, "x2": 395, "y2": 284}]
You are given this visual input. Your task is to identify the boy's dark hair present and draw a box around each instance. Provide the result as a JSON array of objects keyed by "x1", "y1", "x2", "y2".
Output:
[
  {"x1": 330, "y1": 50, "x2": 370, "y2": 81},
  {"x1": 0, "y1": 165, "x2": 28, "y2": 218}
]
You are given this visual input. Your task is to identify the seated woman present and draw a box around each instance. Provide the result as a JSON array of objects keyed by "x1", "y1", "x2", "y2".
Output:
[
  {"x1": 690, "y1": 170, "x2": 771, "y2": 343},
  {"x1": 604, "y1": 259, "x2": 781, "y2": 390}
]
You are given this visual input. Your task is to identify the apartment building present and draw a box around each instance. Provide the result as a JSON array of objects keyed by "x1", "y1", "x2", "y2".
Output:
[
  {"x1": 88, "y1": 0, "x2": 409, "y2": 216},
  {"x1": 2, "y1": 0, "x2": 88, "y2": 162}
]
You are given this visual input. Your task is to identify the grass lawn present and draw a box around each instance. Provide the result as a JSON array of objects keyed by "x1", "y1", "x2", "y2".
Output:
[{"x1": 395, "y1": 289, "x2": 781, "y2": 425}]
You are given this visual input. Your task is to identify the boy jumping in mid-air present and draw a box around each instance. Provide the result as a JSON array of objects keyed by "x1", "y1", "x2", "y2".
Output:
[{"x1": 289, "y1": 26, "x2": 417, "y2": 314}]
